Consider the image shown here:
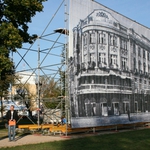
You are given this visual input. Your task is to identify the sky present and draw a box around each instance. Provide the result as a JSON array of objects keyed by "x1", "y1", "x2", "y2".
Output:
[
  {"x1": 14, "y1": 0, "x2": 150, "y2": 76},
  {"x1": 97, "y1": 0, "x2": 150, "y2": 28}
]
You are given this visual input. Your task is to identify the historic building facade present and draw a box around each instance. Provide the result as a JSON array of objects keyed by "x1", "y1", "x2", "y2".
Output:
[{"x1": 69, "y1": 9, "x2": 150, "y2": 120}]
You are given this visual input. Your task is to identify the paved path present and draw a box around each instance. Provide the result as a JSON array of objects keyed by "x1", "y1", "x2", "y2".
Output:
[
  {"x1": 0, "y1": 126, "x2": 148, "y2": 148},
  {"x1": 0, "y1": 134, "x2": 70, "y2": 148},
  {"x1": 0, "y1": 130, "x2": 109, "y2": 148}
]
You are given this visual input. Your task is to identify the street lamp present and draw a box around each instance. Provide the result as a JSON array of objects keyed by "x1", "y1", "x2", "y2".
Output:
[{"x1": 35, "y1": 82, "x2": 42, "y2": 125}]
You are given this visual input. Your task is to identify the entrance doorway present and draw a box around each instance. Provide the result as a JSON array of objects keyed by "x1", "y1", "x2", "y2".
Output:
[
  {"x1": 123, "y1": 102, "x2": 129, "y2": 114},
  {"x1": 112, "y1": 102, "x2": 119, "y2": 115},
  {"x1": 101, "y1": 103, "x2": 108, "y2": 116},
  {"x1": 134, "y1": 101, "x2": 138, "y2": 113}
]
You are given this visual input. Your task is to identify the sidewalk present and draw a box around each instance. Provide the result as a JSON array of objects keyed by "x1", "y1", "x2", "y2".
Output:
[
  {"x1": 0, "y1": 134, "x2": 69, "y2": 148},
  {"x1": 0, "y1": 129, "x2": 112, "y2": 148},
  {"x1": 0, "y1": 126, "x2": 148, "y2": 148}
]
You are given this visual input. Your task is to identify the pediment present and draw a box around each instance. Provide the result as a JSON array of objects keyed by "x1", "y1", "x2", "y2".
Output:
[{"x1": 81, "y1": 9, "x2": 119, "y2": 28}]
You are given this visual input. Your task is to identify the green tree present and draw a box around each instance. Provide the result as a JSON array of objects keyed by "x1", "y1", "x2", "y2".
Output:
[
  {"x1": 0, "y1": 0, "x2": 47, "y2": 71},
  {"x1": 40, "y1": 76, "x2": 61, "y2": 109},
  {"x1": 42, "y1": 77, "x2": 61, "y2": 99},
  {"x1": 0, "y1": 0, "x2": 47, "y2": 118},
  {"x1": 0, "y1": 72, "x2": 14, "y2": 119}
]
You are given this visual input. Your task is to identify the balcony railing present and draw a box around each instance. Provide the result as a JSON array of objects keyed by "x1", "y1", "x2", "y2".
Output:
[{"x1": 78, "y1": 84, "x2": 132, "y2": 92}]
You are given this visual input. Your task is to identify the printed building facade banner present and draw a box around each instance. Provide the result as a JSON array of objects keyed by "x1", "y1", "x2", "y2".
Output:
[{"x1": 69, "y1": 0, "x2": 150, "y2": 128}]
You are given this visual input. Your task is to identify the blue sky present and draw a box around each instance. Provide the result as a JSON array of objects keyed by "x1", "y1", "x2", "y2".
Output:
[
  {"x1": 98, "y1": 0, "x2": 150, "y2": 28},
  {"x1": 14, "y1": 0, "x2": 150, "y2": 75},
  {"x1": 28, "y1": 0, "x2": 150, "y2": 35}
]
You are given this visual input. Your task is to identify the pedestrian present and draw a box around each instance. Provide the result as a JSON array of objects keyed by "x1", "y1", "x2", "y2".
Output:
[
  {"x1": 6, "y1": 105, "x2": 19, "y2": 142},
  {"x1": 61, "y1": 116, "x2": 66, "y2": 125}
]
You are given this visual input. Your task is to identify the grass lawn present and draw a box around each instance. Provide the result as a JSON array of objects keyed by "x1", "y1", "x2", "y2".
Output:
[
  {"x1": 0, "y1": 119, "x2": 8, "y2": 139},
  {"x1": 0, "y1": 128, "x2": 150, "y2": 150}
]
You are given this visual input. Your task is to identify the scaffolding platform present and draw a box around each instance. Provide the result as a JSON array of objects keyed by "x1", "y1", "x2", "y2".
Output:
[{"x1": 17, "y1": 122, "x2": 149, "y2": 135}]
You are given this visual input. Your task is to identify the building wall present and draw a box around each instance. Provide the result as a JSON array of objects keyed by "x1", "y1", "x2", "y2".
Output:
[
  {"x1": 69, "y1": 9, "x2": 150, "y2": 118},
  {"x1": 69, "y1": 0, "x2": 150, "y2": 128},
  {"x1": 11, "y1": 72, "x2": 37, "y2": 110}
]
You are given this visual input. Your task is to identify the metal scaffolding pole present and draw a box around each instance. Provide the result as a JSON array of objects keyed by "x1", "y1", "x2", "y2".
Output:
[{"x1": 37, "y1": 37, "x2": 41, "y2": 126}]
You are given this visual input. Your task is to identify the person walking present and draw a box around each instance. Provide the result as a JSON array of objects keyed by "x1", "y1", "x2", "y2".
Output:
[{"x1": 6, "y1": 105, "x2": 19, "y2": 141}]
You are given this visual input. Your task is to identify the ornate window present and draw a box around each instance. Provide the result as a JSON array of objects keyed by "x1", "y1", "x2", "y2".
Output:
[
  {"x1": 114, "y1": 36, "x2": 117, "y2": 46},
  {"x1": 83, "y1": 34, "x2": 87, "y2": 45},
  {"x1": 73, "y1": 33, "x2": 76, "y2": 48},
  {"x1": 147, "y1": 52, "x2": 150, "y2": 60},
  {"x1": 138, "y1": 47, "x2": 141, "y2": 57},
  {"x1": 99, "y1": 32, "x2": 106, "y2": 44},
  {"x1": 138, "y1": 60, "x2": 141, "y2": 71},
  {"x1": 143, "y1": 50, "x2": 145, "y2": 58},
  {"x1": 109, "y1": 34, "x2": 113, "y2": 45},
  {"x1": 148, "y1": 64, "x2": 150, "y2": 73},
  {"x1": 121, "y1": 38, "x2": 127, "y2": 50},
  {"x1": 133, "y1": 43, "x2": 136, "y2": 54},
  {"x1": 133, "y1": 58, "x2": 136, "y2": 70},
  {"x1": 124, "y1": 40, "x2": 127, "y2": 50},
  {"x1": 99, "y1": 53, "x2": 106, "y2": 64},
  {"x1": 139, "y1": 78, "x2": 142, "y2": 83},
  {"x1": 83, "y1": 54, "x2": 87, "y2": 63},
  {"x1": 143, "y1": 63, "x2": 146, "y2": 73},
  {"x1": 110, "y1": 55, "x2": 117, "y2": 65},
  {"x1": 123, "y1": 102, "x2": 129, "y2": 114},
  {"x1": 89, "y1": 31, "x2": 95, "y2": 44},
  {"x1": 89, "y1": 53, "x2": 95, "y2": 62},
  {"x1": 109, "y1": 34, "x2": 117, "y2": 46},
  {"x1": 121, "y1": 57, "x2": 127, "y2": 70}
]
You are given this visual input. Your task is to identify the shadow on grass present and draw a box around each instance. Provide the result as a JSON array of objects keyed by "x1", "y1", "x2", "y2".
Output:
[
  {"x1": 15, "y1": 133, "x2": 31, "y2": 141},
  {"x1": 1, "y1": 129, "x2": 150, "y2": 150}
]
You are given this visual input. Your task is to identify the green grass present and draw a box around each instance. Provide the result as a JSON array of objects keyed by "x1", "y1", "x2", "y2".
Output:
[
  {"x1": 0, "y1": 119, "x2": 7, "y2": 138},
  {"x1": 1, "y1": 128, "x2": 150, "y2": 150}
]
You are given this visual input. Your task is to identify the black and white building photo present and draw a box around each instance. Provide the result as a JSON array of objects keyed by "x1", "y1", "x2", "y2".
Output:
[{"x1": 69, "y1": 0, "x2": 150, "y2": 128}]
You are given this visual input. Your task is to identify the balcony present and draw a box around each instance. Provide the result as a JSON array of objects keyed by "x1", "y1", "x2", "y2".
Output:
[{"x1": 78, "y1": 84, "x2": 132, "y2": 94}]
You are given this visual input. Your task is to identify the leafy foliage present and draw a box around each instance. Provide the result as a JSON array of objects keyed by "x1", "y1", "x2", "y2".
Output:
[
  {"x1": 0, "y1": 0, "x2": 46, "y2": 78},
  {"x1": 41, "y1": 77, "x2": 61, "y2": 99},
  {"x1": 0, "y1": 0, "x2": 47, "y2": 117}
]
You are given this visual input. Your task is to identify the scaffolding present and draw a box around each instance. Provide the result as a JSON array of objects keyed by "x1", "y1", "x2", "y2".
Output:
[{"x1": 9, "y1": 0, "x2": 69, "y2": 127}]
